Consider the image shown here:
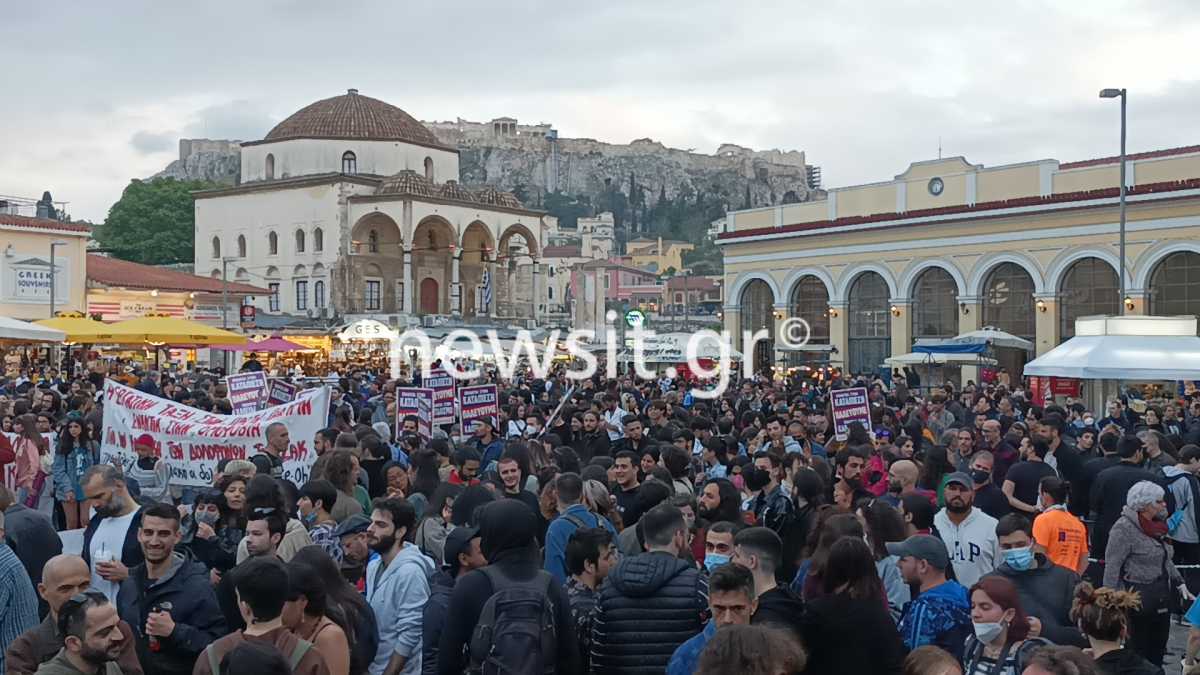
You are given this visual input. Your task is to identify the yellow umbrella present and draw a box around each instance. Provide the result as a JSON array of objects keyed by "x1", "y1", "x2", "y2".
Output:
[
  {"x1": 107, "y1": 314, "x2": 248, "y2": 346},
  {"x1": 35, "y1": 315, "x2": 122, "y2": 344}
]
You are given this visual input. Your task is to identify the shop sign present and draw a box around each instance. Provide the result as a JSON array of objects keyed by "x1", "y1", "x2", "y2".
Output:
[
  {"x1": 225, "y1": 371, "x2": 268, "y2": 413},
  {"x1": 337, "y1": 319, "x2": 395, "y2": 341},
  {"x1": 830, "y1": 387, "x2": 871, "y2": 441},
  {"x1": 459, "y1": 384, "x2": 498, "y2": 437},
  {"x1": 240, "y1": 304, "x2": 256, "y2": 329},
  {"x1": 120, "y1": 301, "x2": 158, "y2": 319},
  {"x1": 1027, "y1": 376, "x2": 1081, "y2": 401},
  {"x1": 624, "y1": 309, "x2": 646, "y2": 328},
  {"x1": 2, "y1": 254, "x2": 70, "y2": 303},
  {"x1": 100, "y1": 381, "x2": 330, "y2": 487}
]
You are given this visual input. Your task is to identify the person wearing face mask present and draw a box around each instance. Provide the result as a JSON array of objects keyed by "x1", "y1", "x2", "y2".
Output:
[
  {"x1": 1103, "y1": 480, "x2": 1193, "y2": 668},
  {"x1": 296, "y1": 480, "x2": 342, "y2": 564},
  {"x1": 180, "y1": 488, "x2": 242, "y2": 578},
  {"x1": 701, "y1": 521, "x2": 742, "y2": 573},
  {"x1": 1031, "y1": 477, "x2": 1089, "y2": 575},
  {"x1": 961, "y1": 576, "x2": 1049, "y2": 675},
  {"x1": 987, "y1": 514, "x2": 1086, "y2": 648}
]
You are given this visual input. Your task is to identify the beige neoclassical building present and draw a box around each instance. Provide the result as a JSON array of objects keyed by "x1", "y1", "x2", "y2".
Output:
[
  {"x1": 718, "y1": 144, "x2": 1200, "y2": 377},
  {"x1": 194, "y1": 89, "x2": 555, "y2": 327}
]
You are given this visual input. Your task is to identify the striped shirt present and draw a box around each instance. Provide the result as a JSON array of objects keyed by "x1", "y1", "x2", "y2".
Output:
[
  {"x1": 0, "y1": 543, "x2": 39, "y2": 673},
  {"x1": 127, "y1": 456, "x2": 171, "y2": 502}
]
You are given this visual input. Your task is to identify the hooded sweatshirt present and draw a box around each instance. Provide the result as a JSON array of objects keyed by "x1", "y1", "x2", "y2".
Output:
[
  {"x1": 988, "y1": 553, "x2": 1087, "y2": 647},
  {"x1": 752, "y1": 585, "x2": 805, "y2": 636},
  {"x1": 437, "y1": 499, "x2": 579, "y2": 675},
  {"x1": 933, "y1": 506, "x2": 999, "y2": 587},
  {"x1": 367, "y1": 542, "x2": 435, "y2": 675},
  {"x1": 897, "y1": 579, "x2": 971, "y2": 660},
  {"x1": 26, "y1": 649, "x2": 123, "y2": 675}
]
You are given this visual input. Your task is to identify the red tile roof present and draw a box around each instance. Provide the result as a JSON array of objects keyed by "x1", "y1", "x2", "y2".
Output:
[
  {"x1": 0, "y1": 214, "x2": 91, "y2": 233},
  {"x1": 1059, "y1": 144, "x2": 1200, "y2": 170},
  {"x1": 87, "y1": 255, "x2": 266, "y2": 294},
  {"x1": 718, "y1": 177, "x2": 1200, "y2": 242},
  {"x1": 256, "y1": 89, "x2": 450, "y2": 150}
]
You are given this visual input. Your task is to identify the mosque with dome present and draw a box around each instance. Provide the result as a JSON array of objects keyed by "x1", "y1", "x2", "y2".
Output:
[{"x1": 193, "y1": 89, "x2": 554, "y2": 327}]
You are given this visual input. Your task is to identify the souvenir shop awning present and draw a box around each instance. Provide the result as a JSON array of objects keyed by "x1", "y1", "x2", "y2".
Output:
[
  {"x1": 0, "y1": 316, "x2": 66, "y2": 343},
  {"x1": 1024, "y1": 315, "x2": 1200, "y2": 380}
]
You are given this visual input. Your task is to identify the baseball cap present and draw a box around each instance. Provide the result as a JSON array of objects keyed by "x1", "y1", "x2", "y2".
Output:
[
  {"x1": 886, "y1": 534, "x2": 950, "y2": 570},
  {"x1": 944, "y1": 471, "x2": 973, "y2": 488},
  {"x1": 333, "y1": 514, "x2": 370, "y2": 538},
  {"x1": 442, "y1": 526, "x2": 480, "y2": 570},
  {"x1": 134, "y1": 433, "x2": 156, "y2": 449}
]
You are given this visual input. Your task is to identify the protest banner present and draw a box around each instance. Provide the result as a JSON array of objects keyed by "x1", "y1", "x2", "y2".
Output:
[
  {"x1": 225, "y1": 372, "x2": 268, "y2": 414},
  {"x1": 830, "y1": 386, "x2": 871, "y2": 441},
  {"x1": 395, "y1": 387, "x2": 434, "y2": 440},
  {"x1": 266, "y1": 379, "x2": 299, "y2": 407},
  {"x1": 101, "y1": 380, "x2": 329, "y2": 487},
  {"x1": 458, "y1": 384, "x2": 498, "y2": 439},
  {"x1": 425, "y1": 368, "x2": 456, "y2": 425}
]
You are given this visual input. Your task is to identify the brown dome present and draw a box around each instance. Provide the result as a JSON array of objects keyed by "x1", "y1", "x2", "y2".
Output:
[
  {"x1": 438, "y1": 180, "x2": 475, "y2": 203},
  {"x1": 264, "y1": 89, "x2": 444, "y2": 147},
  {"x1": 376, "y1": 170, "x2": 435, "y2": 198}
]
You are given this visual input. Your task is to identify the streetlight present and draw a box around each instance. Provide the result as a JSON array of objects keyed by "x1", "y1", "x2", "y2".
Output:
[
  {"x1": 1100, "y1": 87, "x2": 1127, "y2": 314},
  {"x1": 48, "y1": 240, "x2": 67, "y2": 318},
  {"x1": 220, "y1": 256, "x2": 238, "y2": 373}
]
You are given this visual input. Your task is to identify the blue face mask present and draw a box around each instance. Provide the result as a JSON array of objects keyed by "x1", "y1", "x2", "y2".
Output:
[
  {"x1": 704, "y1": 553, "x2": 730, "y2": 572},
  {"x1": 1003, "y1": 546, "x2": 1035, "y2": 571},
  {"x1": 302, "y1": 511, "x2": 318, "y2": 526}
]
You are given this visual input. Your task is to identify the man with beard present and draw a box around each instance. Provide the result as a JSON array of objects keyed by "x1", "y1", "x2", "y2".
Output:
[
  {"x1": 5, "y1": 555, "x2": 142, "y2": 675},
  {"x1": 611, "y1": 416, "x2": 650, "y2": 456},
  {"x1": 80, "y1": 466, "x2": 144, "y2": 604},
  {"x1": 115, "y1": 503, "x2": 224, "y2": 675},
  {"x1": 932, "y1": 472, "x2": 999, "y2": 587},
  {"x1": 610, "y1": 452, "x2": 641, "y2": 520},
  {"x1": 572, "y1": 411, "x2": 611, "y2": 464},
  {"x1": 217, "y1": 508, "x2": 285, "y2": 633},
  {"x1": 366, "y1": 497, "x2": 435, "y2": 675},
  {"x1": 308, "y1": 428, "x2": 340, "y2": 482},
  {"x1": 36, "y1": 590, "x2": 126, "y2": 675}
]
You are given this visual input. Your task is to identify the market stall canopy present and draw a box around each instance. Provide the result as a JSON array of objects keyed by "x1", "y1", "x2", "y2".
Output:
[
  {"x1": 885, "y1": 351, "x2": 998, "y2": 366},
  {"x1": 1024, "y1": 315, "x2": 1200, "y2": 380},
  {"x1": 106, "y1": 315, "x2": 248, "y2": 346},
  {"x1": 619, "y1": 332, "x2": 743, "y2": 362},
  {"x1": 34, "y1": 315, "x2": 119, "y2": 343},
  {"x1": 951, "y1": 327, "x2": 1034, "y2": 352},
  {"x1": 0, "y1": 316, "x2": 66, "y2": 343},
  {"x1": 212, "y1": 336, "x2": 311, "y2": 352}
]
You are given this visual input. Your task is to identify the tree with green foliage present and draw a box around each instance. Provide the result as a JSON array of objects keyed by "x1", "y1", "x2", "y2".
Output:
[
  {"x1": 542, "y1": 190, "x2": 592, "y2": 229},
  {"x1": 95, "y1": 178, "x2": 217, "y2": 265}
]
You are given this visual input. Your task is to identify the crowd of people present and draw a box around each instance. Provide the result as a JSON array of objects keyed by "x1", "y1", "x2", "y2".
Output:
[{"x1": 2, "y1": 362, "x2": 1200, "y2": 674}]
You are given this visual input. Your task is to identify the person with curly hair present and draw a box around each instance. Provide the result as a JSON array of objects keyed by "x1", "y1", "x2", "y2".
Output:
[
  {"x1": 694, "y1": 624, "x2": 805, "y2": 675},
  {"x1": 1071, "y1": 581, "x2": 1159, "y2": 674}
]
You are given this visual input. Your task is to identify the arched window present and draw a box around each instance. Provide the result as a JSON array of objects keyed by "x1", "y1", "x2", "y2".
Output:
[
  {"x1": 268, "y1": 232, "x2": 278, "y2": 255},
  {"x1": 368, "y1": 229, "x2": 379, "y2": 254},
  {"x1": 236, "y1": 235, "x2": 246, "y2": 258},
  {"x1": 211, "y1": 236, "x2": 221, "y2": 259},
  {"x1": 342, "y1": 151, "x2": 357, "y2": 174},
  {"x1": 847, "y1": 272, "x2": 890, "y2": 375},
  {"x1": 739, "y1": 279, "x2": 775, "y2": 374},
  {"x1": 295, "y1": 229, "x2": 306, "y2": 253},
  {"x1": 982, "y1": 263, "x2": 1035, "y2": 339},
  {"x1": 789, "y1": 275, "x2": 830, "y2": 344},
  {"x1": 314, "y1": 280, "x2": 326, "y2": 309},
  {"x1": 424, "y1": 156, "x2": 434, "y2": 181},
  {"x1": 1150, "y1": 251, "x2": 1200, "y2": 317},
  {"x1": 1059, "y1": 258, "x2": 1118, "y2": 339},
  {"x1": 313, "y1": 228, "x2": 323, "y2": 252},
  {"x1": 265, "y1": 153, "x2": 275, "y2": 180},
  {"x1": 912, "y1": 267, "x2": 958, "y2": 340}
]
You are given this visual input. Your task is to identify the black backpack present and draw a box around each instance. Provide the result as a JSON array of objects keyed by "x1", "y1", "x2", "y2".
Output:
[{"x1": 467, "y1": 566, "x2": 558, "y2": 675}]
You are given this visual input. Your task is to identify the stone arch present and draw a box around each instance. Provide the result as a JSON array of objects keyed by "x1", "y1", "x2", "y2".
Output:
[
  {"x1": 1045, "y1": 247, "x2": 1127, "y2": 294},
  {"x1": 498, "y1": 223, "x2": 540, "y2": 259},
  {"x1": 412, "y1": 216, "x2": 457, "y2": 315},
  {"x1": 295, "y1": 229, "x2": 306, "y2": 253},
  {"x1": 211, "y1": 236, "x2": 221, "y2": 259},
  {"x1": 1132, "y1": 240, "x2": 1200, "y2": 290},
  {"x1": 898, "y1": 258, "x2": 967, "y2": 299},
  {"x1": 728, "y1": 272, "x2": 782, "y2": 307},
  {"x1": 351, "y1": 213, "x2": 402, "y2": 255},
  {"x1": 268, "y1": 231, "x2": 278, "y2": 255},
  {"x1": 342, "y1": 151, "x2": 357, "y2": 174},
  {"x1": 293, "y1": 264, "x2": 307, "y2": 277},
  {"x1": 424, "y1": 156, "x2": 434, "y2": 182},
  {"x1": 782, "y1": 267, "x2": 836, "y2": 303},
  {"x1": 313, "y1": 227, "x2": 324, "y2": 252},
  {"x1": 968, "y1": 252, "x2": 1045, "y2": 296},
  {"x1": 265, "y1": 153, "x2": 275, "y2": 180},
  {"x1": 236, "y1": 235, "x2": 246, "y2": 258},
  {"x1": 835, "y1": 262, "x2": 898, "y2": 303},
  {"x1": 460, "y1": 221, "x2": 495, "y2": 317},
  {"x1": 264, "y1": 266, "x2": 280, "y2": 280},
  {"x1": 210, "y1": 269, "x2": 221, "y2": 279},
  {"x1": 311, "y1": 262, "x2": 326, "y2": 276},
  {"x1": 234, "y1": 267, "x2": 249, "y2": 282}
]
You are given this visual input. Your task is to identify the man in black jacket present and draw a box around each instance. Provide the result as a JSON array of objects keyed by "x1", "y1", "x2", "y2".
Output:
[
  {"x1": 1089, "y1": 436, "x2": 1157, "y2": 556},
  {"x1": 421, "y1": 526, "x2": 484, "y2": 675},
  {"x1": 115, "y1": 502, "x2": 225, "y2": 675},
  {"x1": 0, "y1": 486, "x2": 61, "y2": 616},
  {"x1": 590, "y1": 503, "x2": 709, "y2": 674},
  {"x1": 437, "y1": 499, "x2": 579, "y2": 675},
  {"x1": 730, "y1": 526, "x2": 803, "y2": 636},
  {"x1": 987, "y1": 514, "x2": 1086, "y2": 647}
]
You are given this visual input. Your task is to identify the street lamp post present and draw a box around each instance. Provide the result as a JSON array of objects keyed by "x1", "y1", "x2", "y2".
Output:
[
  {"x1": 220, "y1": 257, "x2": 237, "y2": 372},
  {"x1": 1100, "y1": 87, "x2": 1127, "y2": 313},
  {"x1": 48, "y1": 240, "x2": 67, "y2": 318}
]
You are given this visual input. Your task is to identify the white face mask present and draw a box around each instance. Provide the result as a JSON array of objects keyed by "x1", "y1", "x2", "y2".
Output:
[{"x1": 973, "y1": 621, "x2": 1004, "y2": 643}]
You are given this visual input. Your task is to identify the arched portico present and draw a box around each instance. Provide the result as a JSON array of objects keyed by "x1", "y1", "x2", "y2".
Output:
[
  {"x1": 349, "y1": 213, "x2": 404, "y2": 313},
  {"x1": 497, "y1": 224, "x2": 541, "y2": 320},
  {"x1": 411, "y1": 216, "x2": 456, "y2": 315}
]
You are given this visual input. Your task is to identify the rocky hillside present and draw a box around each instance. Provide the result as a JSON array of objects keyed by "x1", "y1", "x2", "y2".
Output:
[{"x1": 151, "y1": 139, "x2": 240, "y2": 185}]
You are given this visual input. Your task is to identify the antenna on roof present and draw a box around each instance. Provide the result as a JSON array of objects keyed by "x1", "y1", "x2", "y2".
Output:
[{"x1": 938, "y1": 136, "x2": 942, "y2": 159}]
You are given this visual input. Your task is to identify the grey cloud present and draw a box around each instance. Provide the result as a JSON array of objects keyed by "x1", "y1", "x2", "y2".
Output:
[{"x1": 130, "y1": 130, "x2": 176, "y2": 154}]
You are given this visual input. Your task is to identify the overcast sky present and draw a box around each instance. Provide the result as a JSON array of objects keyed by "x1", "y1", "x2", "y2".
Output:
[{"x1": 4, "y1": 1, "x2": 1198, "y2": 222}]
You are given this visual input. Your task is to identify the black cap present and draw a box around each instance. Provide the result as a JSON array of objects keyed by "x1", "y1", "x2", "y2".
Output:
[
  {"x1": 442, "y1": 526, "x2": 480, "y2": 570},
  {"x1": 333, "y1": 514, "x2": 370, "y2": 538}
]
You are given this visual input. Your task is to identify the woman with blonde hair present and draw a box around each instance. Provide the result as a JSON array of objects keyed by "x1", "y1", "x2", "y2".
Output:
[{"x1": 1070, "y1": 581, "x2": 1158, "y2": 674}]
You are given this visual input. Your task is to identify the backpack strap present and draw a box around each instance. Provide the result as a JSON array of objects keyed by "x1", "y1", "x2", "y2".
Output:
[
  {"x1": 561, "y1": 512, "x2": 588, "y2": 531},
  {"x1": 206, "y1": 645, "x2": 219, "y2": 675},
  {"x1": 289, "y1": 639, "x2": 314, "y2": 669}
]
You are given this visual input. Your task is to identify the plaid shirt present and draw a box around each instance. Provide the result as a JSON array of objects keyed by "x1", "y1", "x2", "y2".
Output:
[
  {"x1": 566, "y1": 577, "x2": 598, "y2": 671},
  {"x1": 0, "y1": 543, "x2": 39, "y2": 673}
]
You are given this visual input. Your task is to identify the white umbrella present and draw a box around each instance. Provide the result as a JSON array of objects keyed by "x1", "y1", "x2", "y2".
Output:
[
  {"x1": 1024, "y1": 315, "x2": 1200, "y2": 380},
  {"x1": 950, "y1": 326, "x2": 1034, "y2": 352},
  {"x1": 0, "y1": 316, "x2": 67, "y2": 343},
  {"x1": 885, "y1": 351, "x2": 998, "y2": 367}
]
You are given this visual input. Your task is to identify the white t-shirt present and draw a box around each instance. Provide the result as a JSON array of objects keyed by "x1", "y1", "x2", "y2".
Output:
[
  {"x1": 603, "y1": 408, "x2": 625, "y2": 441},
  {"x1": 90, "y1": 509, "x2": 139, "y2": 602}
]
